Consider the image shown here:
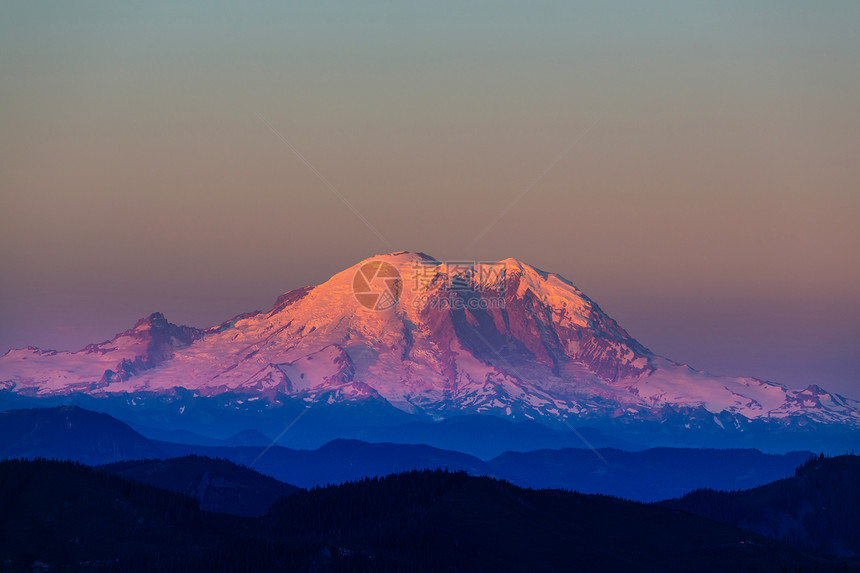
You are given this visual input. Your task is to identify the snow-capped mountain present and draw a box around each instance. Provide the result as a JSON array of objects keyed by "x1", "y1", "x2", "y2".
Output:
[{"x1": 2, "y1": 251, "x2": 858, "y2": 435}]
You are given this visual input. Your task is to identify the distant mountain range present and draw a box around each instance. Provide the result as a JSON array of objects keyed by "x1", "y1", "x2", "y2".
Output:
[
  {"x1": 0, "y1": 406, "x2": 815, "y2": 501},
  {"x1": 0, "y1": 405, "x2": 161, "y2": 465},
  {"x1": 2, "y1": 252, "x2": 858, "y2": 452},
  {"x1": 2, "y1": 459, "x2": 854, "y2": 572},
  {"x1": 156, "y1": 439, "x2": 814, "y2": 502}
]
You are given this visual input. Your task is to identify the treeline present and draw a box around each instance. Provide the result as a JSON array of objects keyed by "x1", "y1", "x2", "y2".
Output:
[
  {"x1": 1, "y1": 458, "x2": 855, "y2": 572},
  {"x1": 0, "y1": 463, "x2": 475, "y2": 572},
  {"x1": 266, "y1": 469, "x2": 471, "y2": 538},
  {"x1": 0, "y1": 458, "x2": 248, "y2": 571},
  {"x1": 0, "y1": 457, "x2": 202, "y2": 522},
  {"x1": 662, "y1": 454, "x2": 860, "y2": 557},
  {"x1": 263, "y1": 469, "x2": 477, "y2": 569}
]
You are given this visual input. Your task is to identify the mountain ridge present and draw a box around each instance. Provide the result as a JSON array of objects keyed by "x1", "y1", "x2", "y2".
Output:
[
  {"x1": 0, "y1": 405, "x2": 819, "y2": 500},
  {"x1": 2, "y1": 252, "x2": 858, "y2": 440}
]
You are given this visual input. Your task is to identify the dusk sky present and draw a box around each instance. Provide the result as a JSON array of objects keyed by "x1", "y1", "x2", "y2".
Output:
[{"x1": 1, "y1": 2, "x2": 858, "y2": 395}]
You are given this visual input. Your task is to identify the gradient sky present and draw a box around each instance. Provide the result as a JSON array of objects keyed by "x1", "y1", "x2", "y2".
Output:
[{"x1": 1, "y1": 2, "x2": 858, "y2": 396}]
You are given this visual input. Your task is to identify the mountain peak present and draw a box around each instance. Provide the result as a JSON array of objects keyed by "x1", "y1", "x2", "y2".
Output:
[
  {"x1": 351, "y1": 251, "x2": 440, "y2": 270},
  {"x1": 131, "y1": 312, "x2": 169, "y2": 330},
  {"x1": 373, "y1": 250, "x2": 438, "y2": 261}
]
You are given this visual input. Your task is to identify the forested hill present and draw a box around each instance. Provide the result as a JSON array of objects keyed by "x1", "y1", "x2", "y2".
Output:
[
  {"x1": 662, "y1": 454, "x2": 860, "y2": 558},
  {"x1": 0, "y1": 458, "x2": 855, "y2": 572},
  {"x1": 100, "y1": 455, "x2": 300, "y2": 516}
]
